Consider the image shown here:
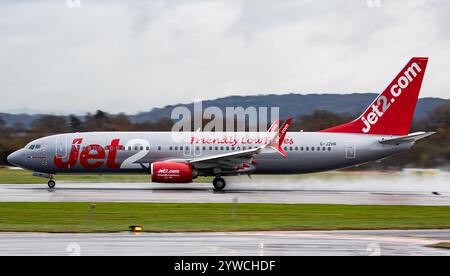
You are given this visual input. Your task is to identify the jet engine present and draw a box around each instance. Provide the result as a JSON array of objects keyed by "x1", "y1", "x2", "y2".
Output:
[{"x1": 151, "y1": 162, "x2": 197, "y2": 183}]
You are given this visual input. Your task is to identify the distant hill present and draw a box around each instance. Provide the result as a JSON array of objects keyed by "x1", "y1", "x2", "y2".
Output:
[
  {"x1": 0, "y1": 113, "x2": 44, "y2": 129},
  {"x1": 131, "y1": 93, "x2": 450, "y2": 123},
  {"x1": 1, "y1": 93, "x2": 449, "y2": 128}
]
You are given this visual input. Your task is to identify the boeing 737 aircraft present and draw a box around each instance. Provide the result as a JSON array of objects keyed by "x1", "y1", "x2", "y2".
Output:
[{"x1": 7, "y1": 57, "x2": 434, "y2": 190}]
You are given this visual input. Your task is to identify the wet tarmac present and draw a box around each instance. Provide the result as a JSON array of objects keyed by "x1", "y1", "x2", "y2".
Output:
[
  {"x1": 0, "y1": 173, "x2": 449, "y2": 205},
  {"x1": 1, "y1": 230, "x2": 449, "y2": 256}
]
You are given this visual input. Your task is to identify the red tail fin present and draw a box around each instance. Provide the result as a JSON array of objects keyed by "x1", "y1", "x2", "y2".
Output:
[{"x1": 321, "y1": 57, "x2": 428, "y2": 135}]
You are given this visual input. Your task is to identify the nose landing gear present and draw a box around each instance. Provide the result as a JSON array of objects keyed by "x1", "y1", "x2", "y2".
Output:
[
  {"x1": 32, "y1": 172, "x2": 56, "y2": 189},
  {"x1": 47, "y1": 179, "x2": 56, "y2": 189},
  {"x1": 213, "y1": 177, "x2": 226, "y2": 191}
]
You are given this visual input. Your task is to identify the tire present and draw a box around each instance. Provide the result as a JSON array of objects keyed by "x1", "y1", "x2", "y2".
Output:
[
  {"x1": 48, "y1": 180, "x2": 56, "y2": 189},
  {"x1": 213, "y1": 177, "x2": 226, "y2": 191}
]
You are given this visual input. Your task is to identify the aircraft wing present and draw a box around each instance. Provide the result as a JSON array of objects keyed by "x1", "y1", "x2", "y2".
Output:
[
  {"x1": 379, "y1": 131, "x2": 435, "y2": 145},
  {"x1": 166, "y1": 118, "x2": 293, "y2": 175},
  {"x1": 188, "y1": 146, "x2": 262, "y2": 173},
  {"x1": 190, "y1": 147, "x2": 262, "y2": 164}
]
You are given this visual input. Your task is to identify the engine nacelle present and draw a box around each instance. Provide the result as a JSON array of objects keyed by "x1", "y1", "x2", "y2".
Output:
[{"x1": 151, "y1": 162, "x2": 197, "y2": 183}]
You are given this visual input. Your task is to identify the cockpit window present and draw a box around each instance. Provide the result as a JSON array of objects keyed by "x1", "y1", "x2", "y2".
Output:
[{"x1": 27, "y1": 144, "x2": 41, "y2": 150}]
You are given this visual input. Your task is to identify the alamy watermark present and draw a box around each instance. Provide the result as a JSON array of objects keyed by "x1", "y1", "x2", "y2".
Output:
[
  {"x1": 169, "y1": 99, "x2": 280, "y2": 143},
  {"x1": 67, "y1": 0, "x2": 81, "y2": 8},
  {"x1": 66, "y1": 242, "x2": 81, "y2": 256},
  {"x1": 366, "y1": 0, "x2": 382, "y2": 8}
]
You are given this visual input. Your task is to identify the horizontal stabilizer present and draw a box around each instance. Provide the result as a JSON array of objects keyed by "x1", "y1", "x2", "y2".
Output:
[{"x1": 379, "y1": 132, "x2": 435, "y2": 145}]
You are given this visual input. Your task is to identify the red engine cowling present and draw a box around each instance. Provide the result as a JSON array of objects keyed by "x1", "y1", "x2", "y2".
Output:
[{"x1": 151, "y1": 162, "x2": 197, "y2": 183}]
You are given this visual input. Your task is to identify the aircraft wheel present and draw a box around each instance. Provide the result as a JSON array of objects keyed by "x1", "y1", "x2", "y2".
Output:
[
  {"x1": 213, "y1": 177, "x2": 226, "y2": 191},
  {"x1": 48, "y1": 180, "x2": 56, "y2": 189}
]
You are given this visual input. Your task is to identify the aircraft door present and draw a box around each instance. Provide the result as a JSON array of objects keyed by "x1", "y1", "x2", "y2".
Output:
[
  {"x1": 345, "y1": 140, "x2": 356, "y2": 159},
  {"x1": 56, "y1": 136, "x2": 68, "y2": 159}
]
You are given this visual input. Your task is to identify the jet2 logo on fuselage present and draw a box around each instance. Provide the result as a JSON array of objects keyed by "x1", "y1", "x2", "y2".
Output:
[{"x1": 54, "y1": 138, "x2": 123, "y2": 169}]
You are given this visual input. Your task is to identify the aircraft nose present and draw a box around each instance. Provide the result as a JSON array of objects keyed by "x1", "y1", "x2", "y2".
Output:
[{"x1": 7, "y1": 150, "x2": 21, "y2": 166}]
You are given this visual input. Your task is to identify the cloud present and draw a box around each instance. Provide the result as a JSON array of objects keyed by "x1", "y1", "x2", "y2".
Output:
[{"x1": 0, "y1": 0, "x2": 449, "y2": 114}]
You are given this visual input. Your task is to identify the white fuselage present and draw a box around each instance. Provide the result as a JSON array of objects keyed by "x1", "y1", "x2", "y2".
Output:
[{"x1": 8, "y1": 131, "x2": 412, "y2": 175}]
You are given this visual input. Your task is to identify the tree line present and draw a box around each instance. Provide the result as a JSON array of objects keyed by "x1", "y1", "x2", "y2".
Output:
[{"x1": 0, "y1": 104, "x2": 449, "y2": 169}]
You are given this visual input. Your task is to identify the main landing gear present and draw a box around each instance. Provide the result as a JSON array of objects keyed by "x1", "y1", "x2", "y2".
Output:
[
  {"x1": 47, "y1": 179, "x2": 56, "y2": 189},
  {"x1": 213, "y1": 177, "x2": 226, "y2": 191}
]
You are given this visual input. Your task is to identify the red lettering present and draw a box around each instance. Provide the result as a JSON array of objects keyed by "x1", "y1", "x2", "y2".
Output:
[
  {"x1": 54, "y1": 138, "x2": 83, "y2": 169},
  {"x1": 80, "y1": 144, "x2": 105, "y2": 169},
  {"x1": 106, "y1": 139, "x2": 122, "y2": 169}
]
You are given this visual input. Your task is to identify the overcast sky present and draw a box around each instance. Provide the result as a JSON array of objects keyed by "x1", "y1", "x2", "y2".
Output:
[{"x1": 0, "y1": 0, "x2": 449, "y2": 114}]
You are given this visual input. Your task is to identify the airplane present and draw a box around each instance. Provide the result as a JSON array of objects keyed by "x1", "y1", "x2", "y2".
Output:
[{"x1": 7, "y1": 57, "x2": 435, "y2": 190}]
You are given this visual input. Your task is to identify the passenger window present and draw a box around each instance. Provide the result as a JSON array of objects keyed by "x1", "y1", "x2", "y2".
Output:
[
  {"x1": 317, "y1": 147, "x2": 320, "y2": 151},
  {"x1": 301, "y1": 147, "x2": 304, "y2": 151},
  {"x1": 169, "y1": 147, "x2": 173, "y2": 151},
  {"x1": 311, "y1": 147, "x2": 315, "y2": 151},
  {"x1": 289, "y1": 147, "x2": 293, "y2": 151},
  {"x1": 295, "y1": 147, "x2": 298, "y2": 151},
  {"x1": 158, "y1": 146, "x2": 161, "y2": 151},
  {"x1": 220, "y1": 146, "x2": 224, "y2": 151},
  {"x1": 328, "y1": 147, "x2": 332, "y2": 151},
  {"x1": 203, "y1": 146, "x2": 206, "y2": 151},
  {"x1": 322, "y1": 147, "x2": 326, "y2": 151},
  {"x1": 284, "y1": 147, "x2": 288, "y2": 151},
  {"x1": 174, "y1": 146, "x2": 178, "y2": 151},
  {"x1": 243, "y1": 147, "x2": 246, "y2": 150},
  {"x1": 306, "y1": 147, "x2": 309, "y2": 151},
  {"x1": 209, "y1": 146, "x2": 213, "y2": 151},
  {"x1": 180, "y1": 146, "x2": 183, "y2": 151}
]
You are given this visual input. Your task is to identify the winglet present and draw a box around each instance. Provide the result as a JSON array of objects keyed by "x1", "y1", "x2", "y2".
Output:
[
  {"x1": 268, "y1": 118, "x2": 293, "y2": 157},
  {"x1": 268, "y1": 119, "x2": 281, "y2": 132}
]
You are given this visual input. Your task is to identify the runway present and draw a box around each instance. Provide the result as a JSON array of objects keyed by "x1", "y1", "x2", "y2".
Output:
[
  {"x1": 0, "y1": 176, "x2": 450, "y2": 205},
  {"x1": 1, "y1": 173, "x2": 449, "y2": 256},
  {"x1": 1, "y1": 230, "x2": 449, "y2": 256}
]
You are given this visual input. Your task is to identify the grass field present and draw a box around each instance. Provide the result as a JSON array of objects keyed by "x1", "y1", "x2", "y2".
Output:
[{"x1": 0, "y1": 202, "x2": 449, "y2": 233}]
